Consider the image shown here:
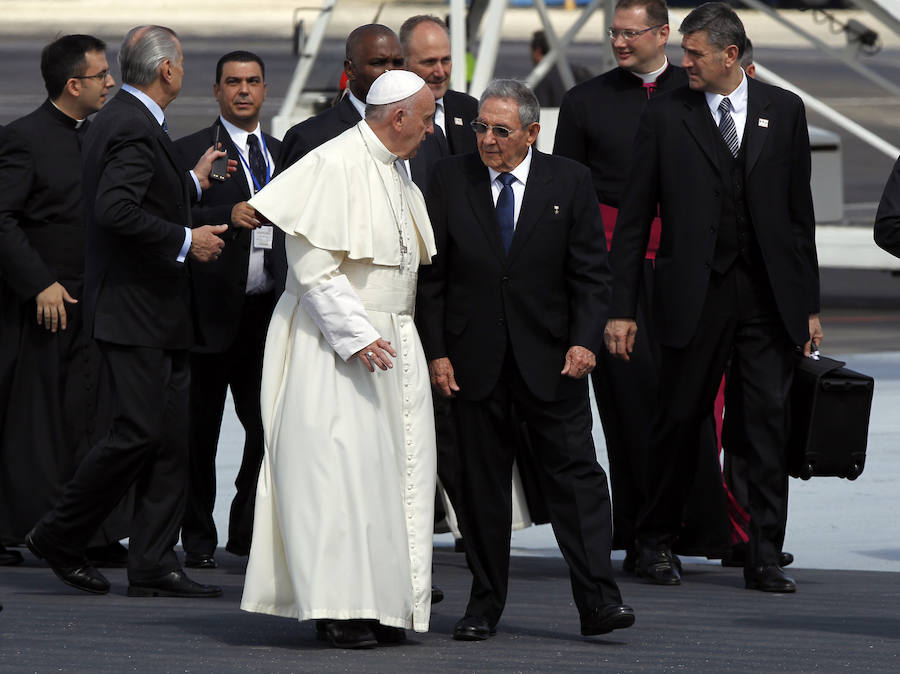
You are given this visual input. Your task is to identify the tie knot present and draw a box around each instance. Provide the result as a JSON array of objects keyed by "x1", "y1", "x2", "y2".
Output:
[
  {"x1": 718, "y1": 97, "x2": 732, "y2": 114},
  {"x1": 247, "y1": 133, "x2": 260, "y2": 148},
  {"x1": 498, "y1": 173, "x2": 515, "y2": 188}
]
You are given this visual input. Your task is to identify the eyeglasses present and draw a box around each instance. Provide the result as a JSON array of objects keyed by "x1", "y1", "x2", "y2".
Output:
[
  {"x1": 72, "y1": 69, "x2": 110, "y2": 82},
  {"x1": 470, "y1": 120, "x2": 520, "y2": 138},
  {"x1": 607, "y1": 25, "x2": 663, "y2": 41}
]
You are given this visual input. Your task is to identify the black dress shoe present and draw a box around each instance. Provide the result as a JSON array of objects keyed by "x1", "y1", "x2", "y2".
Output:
[
  {"x1": 580, "y1": 604, "x2": 636, "y2": 636},
  {"x1": 0, "y1": 544, "x2": 23, "y2": 567},
  {"x1": 635, "y1": 547, "x2": 681, "y2": 585},
  {"x1": 370, "y1": 622, "x2": 406, "y2": 643},
  {"x1": 722, "y1": 543, "x2": 795, "y2": 569},
  {"x1": 431, "y1": 584, "x2": 444, "y2": 604},
  {"x1": 224, "y1": 541, "x2": 249, "y2": 557},
  {"x1": 127, "y1": 570, "x2": 222, "y2": 598},
  {"x1": 184, "y1": 553, "x2": 217, "y2": 569},
  {"x1": 86, "y1": 541, "x2": 128, "y2": 568},
  {"x1": 322, "y1": 620, "x2": 378, "y2": 649},
  {"x1": 744, "y1": 565, "x2": 796, "y2": 593},
  {"x1": 452, "y1": 615, "x2": 495, "y2": 641},
  {"x1": 26, "y1": 531, "x2": 110, "y2": 595}
]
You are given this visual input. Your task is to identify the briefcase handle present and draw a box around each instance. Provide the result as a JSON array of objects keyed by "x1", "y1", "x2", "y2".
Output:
[{"x1": 808, "y1": 339, "x2": 820, "y2": 361}]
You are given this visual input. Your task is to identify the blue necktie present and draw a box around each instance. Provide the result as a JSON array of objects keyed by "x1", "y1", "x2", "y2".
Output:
[
  {"x1": 496, "y1": 173, "x2": 516, "y2": 253},
  {"x1": 161, "y1": 117, "x2": 169, "y2": 136}
]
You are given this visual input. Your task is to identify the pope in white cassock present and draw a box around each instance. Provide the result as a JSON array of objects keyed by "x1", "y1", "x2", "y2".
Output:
[{"x1": 240, "y1": 71, "x2": 438, "y2": 649}]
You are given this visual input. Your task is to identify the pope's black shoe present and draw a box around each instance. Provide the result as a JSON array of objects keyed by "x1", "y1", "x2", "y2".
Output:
[
  {"x1": 0, "y1": 544, "x2": 23, "y2": 567},
  {"x1": 25, "y1": 531, "x2": 110, "y2": 595},
  {"x1": 452, "y1": 615, "x2": 495, "y2": 641},
  {"x1": 580, "y1": 604, "x2": 636, "y2": 636},
  {"x1": 635, "y1": 547, "x2": 681, "y2": 585},
  {"x1": 431, "y1": 584, "x2": 444, "y2": 604},
  {"x1": 744, "y1": 565, "x2": 796, "y2": 593},
  {"x1": 321, "y1": 620, "x2": 378, "y2": 649},
  {"x1": 127, "y1": 570, "x2": 222, "y2": 598}
]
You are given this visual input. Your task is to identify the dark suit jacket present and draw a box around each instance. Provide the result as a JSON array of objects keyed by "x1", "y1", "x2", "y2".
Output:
[
  {"x1": 280, "y1": 96, "x2": 361, "y2": 169},
  {"x1": 416, "y1": 149, "x2": 611, "y2": 402},
  {"x1": 0, "y1": 101, "x2": 88, "y2": 300},
  {"x1": 82, "y1": 89, "x2": 197, "y2": 350},
  {"x1": 175, "y1": 119, "x2": 287, "y2": 353},
  {"x1": 554, "y1": 64, "x2": 687, "y2": 206},
  {"x1": 408, "y1": 89, "x2": 478, "y2": 199},
  {"x1": 874, "y1": 156, "x2": 900, "y2": 257},
  {"x1": 610, "y1": 78, "x2": 819, "y2": 349}
]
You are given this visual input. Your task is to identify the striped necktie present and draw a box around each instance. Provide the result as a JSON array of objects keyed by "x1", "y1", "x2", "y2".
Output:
[{"x1": 718, "y1": 97, "x2": 739, "y2": 157}]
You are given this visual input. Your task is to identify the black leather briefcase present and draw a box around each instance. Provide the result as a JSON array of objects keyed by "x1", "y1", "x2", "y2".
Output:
[{"x1": 789, "y1": 354, "x2": 874, "y2": 480}]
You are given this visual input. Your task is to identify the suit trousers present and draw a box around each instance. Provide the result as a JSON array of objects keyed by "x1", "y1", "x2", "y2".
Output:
[
  {"x1": 454, "y1": 352, "x2": 621, "y2": 626},
  {"x1": 183, "y1": 291, "x2": 275, "y2": 557},
  {"x1": 637, "y1": 259, "x2": 794, "y2": 567},
  {"x1": 34, "y1": 341, "x2": 190, "y2": 582}
]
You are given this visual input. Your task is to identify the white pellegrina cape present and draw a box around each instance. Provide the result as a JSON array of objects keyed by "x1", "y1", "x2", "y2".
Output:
[{"x1": 240, "y1": 120, "x2": 437, "y2": 631}]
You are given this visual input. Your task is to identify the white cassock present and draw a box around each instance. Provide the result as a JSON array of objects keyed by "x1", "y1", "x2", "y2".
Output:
[{"x1": 240, "y1": 120, "x2": 437, "y2": 632}]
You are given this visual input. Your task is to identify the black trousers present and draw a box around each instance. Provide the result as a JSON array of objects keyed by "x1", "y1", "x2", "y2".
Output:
[
  {"x1": 592, "y1": 261, "x2": 729, "y2": 556},
  {"x1": 637, "y1": 260, "x2": 794, "y2": 567},
  {"x1": 455, "y1": 353, "x2": 621, "y2": 626},
  {"x1": 35, "y1": 341, "x2": 189, "y2": 582},
  {"x1": 182, "y1": 291, "x2": 275, "y2": 557}
]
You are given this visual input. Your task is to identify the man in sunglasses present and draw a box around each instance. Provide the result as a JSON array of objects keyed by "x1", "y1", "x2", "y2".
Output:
[
  {"x1": 0, "y1": 34, "x2": 129, "y2": 568},
  {"x1": 417, "y1": 79, "x2": 634, "y2": 640},
  {"x1": 554, "y1": 0, "x2": 732, "y2": 576}
]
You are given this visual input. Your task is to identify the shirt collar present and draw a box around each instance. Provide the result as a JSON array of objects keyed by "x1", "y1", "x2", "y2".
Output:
[
  {"x1": 487, "y1": 146, "x2": 533, "y2": 186},
  {"x1": 705, "y1": 68, "x2": 748, "y2": 119},
  {"x1": 630, "y1": 56, "x2": 669, "y2": 85},
  {"x1": 358, "y1": 119, "x2": 397, "y2": 165},
  {"x1": 218, "y1": 115, "x2": 262, "y2": 151},
  {"x1": 122, "y1": 83, "x2": 165, "y2": 127},
  {"x1": 347, "y1": 91, "x2": 367, "y2": 119},
  {"x1": 47, "y1": 99, "x2": 84, "y2": 128}
]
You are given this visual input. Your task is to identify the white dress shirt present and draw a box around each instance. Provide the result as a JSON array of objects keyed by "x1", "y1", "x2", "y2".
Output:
[
  {"x1": 705, "y1": 69, "x2": 748, "y2": 152},
  {"x1": 487, "y1": 146, "x2": 533, "y2": 228},
  {"x1": 218, "y1": 116, "x2": 275, "y2": 295}
]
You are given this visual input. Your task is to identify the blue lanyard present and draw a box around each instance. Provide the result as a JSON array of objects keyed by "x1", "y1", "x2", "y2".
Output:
[{"x1": 236, "y1": 132, "x2": 271, "y2": 193}]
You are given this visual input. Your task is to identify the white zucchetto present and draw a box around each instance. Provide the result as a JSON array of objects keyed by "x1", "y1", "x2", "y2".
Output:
[{"x1": 366, "y1": 70, "x2": 426, "y2": 105}]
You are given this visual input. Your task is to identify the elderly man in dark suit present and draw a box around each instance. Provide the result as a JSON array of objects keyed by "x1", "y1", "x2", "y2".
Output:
[
  {"x1": 417, "y1": 79, "x2": 634, "y2": 640},
  {"x1": 27, "y1": 25, "x2": 232, "y2": 599},
  {"x1": 175, "y1": 51, "x2": 285, "y2": 570},
  {"x1": 606, "y1": 2, "x2": 822, "y2": 593},
  {"x1": 280, "y1": 24, "x2": 404, "y2": 168}
]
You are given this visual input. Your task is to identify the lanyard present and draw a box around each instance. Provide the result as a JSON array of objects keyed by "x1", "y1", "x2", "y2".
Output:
[{"x1": 236, "y1": 132, "x2": 271, "y2": 193}]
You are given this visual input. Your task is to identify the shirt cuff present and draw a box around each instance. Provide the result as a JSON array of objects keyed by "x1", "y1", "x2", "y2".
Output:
[
  {"x1": 300, "y1": 275, "x2": 380, "y2": 361},
  {"x1": 189, "y1": 170, "x2": 202, "y2": 200},
  {"x1": 177, "y1": 227, "x2": 192, "y2": 263}
]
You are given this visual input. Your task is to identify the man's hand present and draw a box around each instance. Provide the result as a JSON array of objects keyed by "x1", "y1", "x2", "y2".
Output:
[
  {"x1": 354, "y1": 338, "x2": 397, "y2": 372},
  {"x1": 189, "y1": 224, "x2": 228, "y2": 262},
  {"x1": 193, "y1": 144, "x2": 237, "y2": 191},
  {"x1": 560, "y1": 345, "x2": 596, "y2": 379},
  {"x1": 428, "y1": 357, "x2": 460, "y2": 398},
  {"x1": 35, "y1": 281, "x2": 77, "y2": 332},
  {"x1": 231, "y1": 201, "x2": 261, "y2": 230},
  {"x1": 803, "y1": 313, "x2": 824, "y2": 357},
  {"x1": 604, "y1": 318, "x2": 638, "y2": 361}
]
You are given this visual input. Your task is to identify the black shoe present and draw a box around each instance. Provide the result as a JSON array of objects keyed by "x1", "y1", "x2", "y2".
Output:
[
  {"x1": 127, "y1": 570, "x2": 222, "y2": 598},
  {"x1": 744, "y1": 565, "x2": 796, "y2": 593},
  {"x1": 224, "y1": 541, "x2": 249, "y2": 557},
  {"x1": 321, "y1": 620, "x2": 378, "y2": 649},
  {"x1": 723, "y1": 544, "x2": 794, "y2": 569},
  {"x1": 622, "y1": 549, "x2": 637, "y2": 575},
  {"x1": 452, "y1": 615, "x2": 495, "y2": 641},
  {"x1": 580, "y1": 604, "x2": 636, "y2": 636},
  {"x1": 635, "y1": 547, "x2": 681, "y2": 585},
  {"x1": 431, "y1": 584, "x2": 444, "y2": 604},
  {"x1": 0, "y1": 545, "x2": 23, "y2": 567},
  {"x1": 184, "y1": 553, "x2": 217, "y2": 569},
  {"x1": 370, "y1": 622, "x2": 406, "y2": 644},
  {"x1": 26, "y1": 531, "x2": 110, "y2": 595},
  {"x1": 86, "y1": 541, "x2": 128, "y2": 568}
]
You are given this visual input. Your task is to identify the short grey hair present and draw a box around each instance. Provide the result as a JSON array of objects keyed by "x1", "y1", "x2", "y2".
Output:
[
  {"x1": 365, "y1": 93, "x2": 417, "y2": 122},
  {"x1": 679, "y1": 2, "x2": 746, "y2": 59},
  {"x1": 479, "y1": 79, "x2": 540, "y2": 126},
  {"x1": 119, "y1": 25, "x2": 180, "y2": 86}
]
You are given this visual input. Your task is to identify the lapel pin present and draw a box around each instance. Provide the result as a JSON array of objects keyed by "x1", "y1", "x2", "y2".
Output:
[
  {"x1": 454, "y1": 117, "x2": 463, "y2": 126},
  {"x1": 758, "y1": 118, "x2": 769, "y2": 128},
  {"x1": 554, "y1": 205, "x2": 559, "y2": 215}
]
